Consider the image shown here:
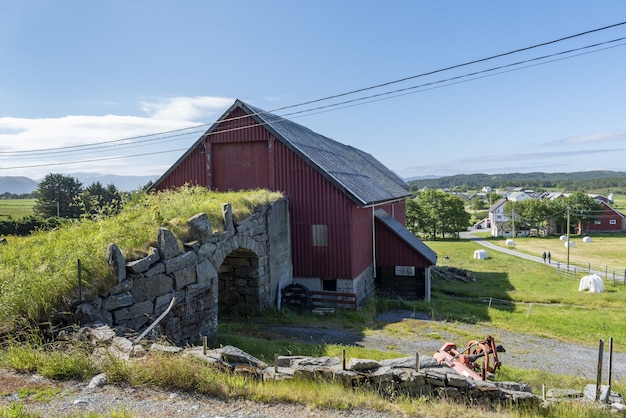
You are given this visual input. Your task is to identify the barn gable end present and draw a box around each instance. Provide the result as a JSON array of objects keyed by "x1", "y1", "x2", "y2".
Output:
[{"x1": 151, "y1": 100, "x2": 437, "y2": 304}]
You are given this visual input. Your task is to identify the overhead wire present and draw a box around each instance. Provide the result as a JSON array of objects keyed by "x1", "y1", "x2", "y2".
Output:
[{"x1": 1, "y1": 21, "x2": 625, "y2": 170}]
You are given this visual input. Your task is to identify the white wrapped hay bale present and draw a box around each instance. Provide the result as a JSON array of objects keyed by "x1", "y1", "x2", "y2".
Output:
[
  {"x1": 583, "y1": 236, "x2": 592, "y2": 243},
  {"x1": 473, "y1": 249, "x2": 488, "y2": 259},
  {"x1": 579, "y1": 274, "x2": 605, "y2": 293},
  {"x1": 505, "y1": 239, "x2": 515, "y2": 246},
  {"x1": 564, "y1": 241, "x2": 575, "y2": 248},
  {"x1": 560, "y1": 235, "x2": 568, "y2": 241}
]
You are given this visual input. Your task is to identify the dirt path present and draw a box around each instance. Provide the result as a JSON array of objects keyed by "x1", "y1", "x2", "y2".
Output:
[{"x1": 267, "y1": 309, "x2": 626, "y2": 381}]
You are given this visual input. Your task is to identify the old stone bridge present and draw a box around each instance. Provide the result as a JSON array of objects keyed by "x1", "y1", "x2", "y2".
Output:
[{"x1": 76, "y1": 199, "x2": 291, "y2": 345}]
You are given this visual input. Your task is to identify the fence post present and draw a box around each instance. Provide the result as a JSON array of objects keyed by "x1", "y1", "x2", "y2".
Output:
[
  {"x1": 77, "y1": 259, "x2": 82, "y2": 303},
  {"x1": 596, "y1": 339, "x2": 604, "y2": 401}
]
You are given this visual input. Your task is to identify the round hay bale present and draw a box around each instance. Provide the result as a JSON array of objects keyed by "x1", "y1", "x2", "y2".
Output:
[
  {"x1": 559, "y1": 235, "x2": 568, "y2": 241},
  {"x1": 473, "y1": 249, "x2": 488, "y2": 259},
  {"x1": 505, "y1": 239, "x2": 515, "y2": 246},
  {"x1": 579, "y1": 274, "x2": 605, "y2": 293},
  {"x1": 583, "y1": 236, "x2": 592, "y2": 243},
  {"x1": 564, "y1": 241, "x2": 575, "y2": 248}
]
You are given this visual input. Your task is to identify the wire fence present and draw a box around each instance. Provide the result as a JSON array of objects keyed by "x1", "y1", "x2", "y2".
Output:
[{"x1": 555, "y1": 262, "x2": 626, "y2": 285}]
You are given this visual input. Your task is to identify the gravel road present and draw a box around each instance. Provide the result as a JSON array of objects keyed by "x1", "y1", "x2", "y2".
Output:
[{"x1": 268, "y1": 309, "x2": 626, "y2": 382}]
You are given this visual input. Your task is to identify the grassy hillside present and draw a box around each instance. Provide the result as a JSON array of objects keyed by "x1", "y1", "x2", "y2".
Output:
[
  {"x1": 0, "y1": 186, "x2": 283, "y2": 333},
  {"x1": 426, "y1": 239, "x2": 626, "y2": 350}
]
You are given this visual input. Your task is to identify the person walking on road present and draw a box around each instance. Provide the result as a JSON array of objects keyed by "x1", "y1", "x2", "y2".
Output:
[
  {"x1": 542, "y1": 251, "x2": 547, "y2": 263},
  {"x1": 547, "y1": 251, "x2": 551, "y2": 264}
]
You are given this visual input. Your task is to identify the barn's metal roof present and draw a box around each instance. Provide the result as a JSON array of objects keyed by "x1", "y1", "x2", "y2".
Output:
[
  {"x1": 374, "y1": 209, "x2": 438, "y2": 264},
  {"x1": 152, "y1": 99, "x2": 410, "y2": 206},
  {"x1": 241, "y1": 101, "x2": 410, "y2": 206}
]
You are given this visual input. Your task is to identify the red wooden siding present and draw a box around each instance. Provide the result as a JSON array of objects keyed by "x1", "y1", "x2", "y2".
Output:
[
  {"x1": 579, "y1": 203, "x2": 625, "y2": 233},
  {"x1": 271, "y1": 140, "x2": 358, "y2": 279},
  {"x1": 153, "y1": 106, "x2": 415, "y2": 281},
  {"x1": 212, "y1": 141, "x2": 269, "y2": 191},
  {"x1": 156, "y1": 145, "x2": 208, "y2": 190},
  {"x1": 375, "y1": 219, "x2": 433, "y2": 268}
]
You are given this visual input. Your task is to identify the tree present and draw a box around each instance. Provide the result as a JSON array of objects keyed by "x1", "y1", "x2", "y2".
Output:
[
  {"x1": 33, "y1": 173, "x2": 83, "y2": 218},
  {"x1": 564, "y1": 192, "x2": 603, "y2": 234},
  {"x1": 518, "y1": 198, "x2": 551, "y2": 233},
  {"x1": 407, "y1": 190, "x2": 470, "y2": 240},
  {"x1": 80, "y1": 182, "x2": 123, "y2": 218}
]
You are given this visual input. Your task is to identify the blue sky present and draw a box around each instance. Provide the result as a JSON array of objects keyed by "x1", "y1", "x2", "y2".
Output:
[{"x1": 1, "y1": 1, "x2": 625, "y2": 180}]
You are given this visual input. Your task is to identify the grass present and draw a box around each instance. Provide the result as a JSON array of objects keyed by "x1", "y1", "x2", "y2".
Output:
[
  {"x1": 488, "y1": 233, "x2": 626, "y2": 272},
  {"x1": 0, "y1": 199, "x2": 36, "y2": 219},
  {"x1": 426, "y1": 239, "x2": 626, "y2": 350},
  {"x1": 0, "y1": 186, "x2": 283, "y2": 334},
  {"x1": 3, "y1": 189, "x2": 626, "y2": 416}
]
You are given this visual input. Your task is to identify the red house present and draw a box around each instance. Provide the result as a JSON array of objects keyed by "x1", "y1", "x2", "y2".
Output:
[
  {"x1": 151, "y1": 100, "x2": 437, "y2": 304},
  {"x1": 578, "y1": 201, "x2": 626, "y2": 233}
]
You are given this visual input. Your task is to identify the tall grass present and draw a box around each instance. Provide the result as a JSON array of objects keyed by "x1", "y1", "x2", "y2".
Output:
[{"x1": 0, "y1": 186, "x2": 283, "y2": 334}]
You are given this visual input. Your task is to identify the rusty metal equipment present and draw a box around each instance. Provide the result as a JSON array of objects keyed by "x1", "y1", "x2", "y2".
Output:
[{"x1": 433, "y1": 335, "x2": 505, "y2": 381}]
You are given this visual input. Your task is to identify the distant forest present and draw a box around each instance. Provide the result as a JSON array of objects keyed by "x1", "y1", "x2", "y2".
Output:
[{"x1": 407, "y1": 170, "x2": 626, "y2": 193}]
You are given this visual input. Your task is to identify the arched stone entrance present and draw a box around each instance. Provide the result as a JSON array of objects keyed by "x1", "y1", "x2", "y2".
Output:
[
  {"x1": 91, "y1": 199, "x2": 292, "y2": 346},
  {"x1": 218, "y1": 247, "x2": 260, "y2": 315}
]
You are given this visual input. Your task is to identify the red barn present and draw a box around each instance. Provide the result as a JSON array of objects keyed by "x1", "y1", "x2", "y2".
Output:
[
  {"x1": 151, "y1": 100, "x2": 436, "y2": 304},
  {"x1": 578, "y1": 201, "x2": 626, "y2": 233}
]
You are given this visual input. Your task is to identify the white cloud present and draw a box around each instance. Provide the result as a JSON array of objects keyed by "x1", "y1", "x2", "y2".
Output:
[
  {"x1": 140, "y1": 96, "x2": 233, "y2": 121},
  {"x1": 0, "y1": 96, "x2": 235, "y2": 178},
  {"x1": 548, "y1": 131, "x2": 626, "y2": 145}
]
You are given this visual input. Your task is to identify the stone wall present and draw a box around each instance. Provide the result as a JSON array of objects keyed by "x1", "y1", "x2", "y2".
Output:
[{"x1": 76, "y1": 198, "x2": 292, "y2": 346}]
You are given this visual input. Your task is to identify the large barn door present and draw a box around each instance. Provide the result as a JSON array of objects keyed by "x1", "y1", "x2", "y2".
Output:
[{"x1": 213, "y1": 141, "x2": 269, "y2": 191}]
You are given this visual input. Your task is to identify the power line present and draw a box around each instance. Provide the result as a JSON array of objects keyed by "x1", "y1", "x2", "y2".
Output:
[
  {"x1": 1, "y1": 21, "x2": 625, "y2": 170},
  {"x1": 3, "y1": 20, "x2": 625, "y2": 158}
]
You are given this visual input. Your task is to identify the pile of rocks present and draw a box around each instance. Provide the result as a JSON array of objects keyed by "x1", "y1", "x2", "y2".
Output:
[
  {"x1": 81, "y1": 324, "x2": 625, "y2": 412},
  {"x1": 83, "y1": 324, "x2": 535, "y2": 406}
]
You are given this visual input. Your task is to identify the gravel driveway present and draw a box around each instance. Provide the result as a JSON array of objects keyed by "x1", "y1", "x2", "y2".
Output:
[{"x1": 267, "y1": 309, "x2": 626, "y2": 382}]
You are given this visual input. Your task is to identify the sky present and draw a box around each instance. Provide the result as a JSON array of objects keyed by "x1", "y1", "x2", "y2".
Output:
[{"x1": 1, "y1": 1, "x2": 625, "y2": 181}]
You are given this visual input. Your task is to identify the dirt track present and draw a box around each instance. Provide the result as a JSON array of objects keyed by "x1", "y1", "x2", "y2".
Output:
[{"x1": 266, "y1": 309, "x2": 626, "y2": 382}]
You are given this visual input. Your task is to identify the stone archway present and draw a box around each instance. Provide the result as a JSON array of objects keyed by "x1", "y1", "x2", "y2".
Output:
[
  {"x1": 93, "y1": 199, "x2": 291, "y2": 346},
  {"x1": 218, "y1": 247, "x2": 260, "y2": 315}
]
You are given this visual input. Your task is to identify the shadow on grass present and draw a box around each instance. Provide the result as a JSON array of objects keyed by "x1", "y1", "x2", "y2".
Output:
[{"x1": 430, "y1": 269, "x2": 515, "y2": 323}]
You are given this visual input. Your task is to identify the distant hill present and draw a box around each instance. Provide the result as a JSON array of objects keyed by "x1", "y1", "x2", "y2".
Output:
[
  {"x1": 407, "y1": 170, "x2": 626, "y2": 191},
  {"x1": 0, "y1": 173, "x2": 158, "y2": 195},
  {"x1": 0, "y1": 176, "x2": 39, "y2": 194}
]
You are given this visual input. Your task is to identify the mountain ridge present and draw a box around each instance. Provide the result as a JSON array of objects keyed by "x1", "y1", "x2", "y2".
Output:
[
  {"x1": 0, "y1": 173, "x2": 158, "y2": 194},
  {"x1": 406, "y1": 170, "x2": 626, "y2": 190}
]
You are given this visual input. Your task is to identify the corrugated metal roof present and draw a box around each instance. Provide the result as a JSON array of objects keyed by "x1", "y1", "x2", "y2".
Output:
[
  {"x1": 374, "y1": 209, "x2": 437, "y2": 264},
  {"x1": 151, "y1": 99, "x2": 411, "y2": 206},
  {"x1": 243, "y1": 101, "x2": 410, "y2": 206}
]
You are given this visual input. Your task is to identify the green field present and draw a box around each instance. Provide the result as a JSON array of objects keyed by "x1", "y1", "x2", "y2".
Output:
[
  {"x1": 488, "y1": 234, "x2": 626, "y2": 273},
  {"x1": 0, "y1": 199, "x2": 35, "y2": 219}
]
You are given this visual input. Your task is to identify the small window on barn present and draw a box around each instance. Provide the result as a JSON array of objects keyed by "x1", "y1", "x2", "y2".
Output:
[
  {"x1": 322, "y1": 279, "x2": 337, "y2": 291},
  {"x1": 312, "y1": 224, "x2": 328, "y2": 247},
  {"x1": 610, "y1": 219, "x2": 617, "y2": 225},
  {"x1": 594, "y1": 219, "x2": 602, "y2": 225}
]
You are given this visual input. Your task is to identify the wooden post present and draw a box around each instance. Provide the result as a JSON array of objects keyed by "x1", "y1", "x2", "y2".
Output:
[
  {"x1": 342, "y1": 349, "x2": 346, "y2": 371},
  {"x1": 415, "y1": 353, "x2": 420, "y2": 372},
  {"x1": 202, "y1": 336, "x2": 207, "y2": 356},
  {"x1": 77, "y1": 259, "x2": 82, "y2": 303},
  {"x1": 608, "y1": 337, "x2": 614, "y2": 400},
  {"x1": 596, "y1": 339, "x2": 604, "y2": 401}
]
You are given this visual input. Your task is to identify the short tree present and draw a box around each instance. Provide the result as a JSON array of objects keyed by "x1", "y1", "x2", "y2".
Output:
[
  {"x1": 33, "y1": 173, "x2": 83, "y2": 218},
  {"x1": 80, "y1": 182, "x2": 124, "y2": 218}
]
